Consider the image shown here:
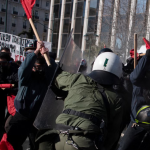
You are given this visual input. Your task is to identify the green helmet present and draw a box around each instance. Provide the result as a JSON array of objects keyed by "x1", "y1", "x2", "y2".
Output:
[{"x1": 135, "y1": 105, "x2": 150, "y2": 130}]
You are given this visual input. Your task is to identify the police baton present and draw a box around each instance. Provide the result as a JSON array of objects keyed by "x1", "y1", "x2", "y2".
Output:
[{"x1": 29, "y1": 18, "x2": 51, "y2": 66}]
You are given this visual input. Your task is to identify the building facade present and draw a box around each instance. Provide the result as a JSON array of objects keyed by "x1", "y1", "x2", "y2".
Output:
[
  {"x1": 0, "y1": 0, "x2": 50, "y2": 41},
  {"x1": 0, "y1": 0, "x2": 149, "y2": 63},
  {"x1": 48, "y1": 0, "x2": 149, "y2": 63}
]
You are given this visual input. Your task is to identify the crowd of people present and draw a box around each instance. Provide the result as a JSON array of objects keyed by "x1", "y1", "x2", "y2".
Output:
[{"x1": 0, "y1": 40, "x2": 150, "y2": 150}]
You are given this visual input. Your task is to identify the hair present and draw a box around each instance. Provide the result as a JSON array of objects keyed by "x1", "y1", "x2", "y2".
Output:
[
  {"x1": 0, "y1": 52, "x2": 11, "y2": 61},
  {"x1": 35, "y1": 57, "x2": 46, "y2": 65},
  {"x1": 1, "y1": 47, "x2": 10, "y2": 53}
]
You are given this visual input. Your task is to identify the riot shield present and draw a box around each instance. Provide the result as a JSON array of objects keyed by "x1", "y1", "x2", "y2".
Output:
[{"x1": 33, "y1": 30, "x2": 82, "y2": 130}]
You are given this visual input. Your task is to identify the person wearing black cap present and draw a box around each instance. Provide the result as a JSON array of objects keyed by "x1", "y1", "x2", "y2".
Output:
[{"x1": 24, "y1": 40, "x2": 37, "y2": 56}]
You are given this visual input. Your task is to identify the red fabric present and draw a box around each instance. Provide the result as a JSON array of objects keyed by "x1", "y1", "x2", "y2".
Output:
[
  {"x1": 20, "y1": 0, "x2": 36, "y2": 19},
  {"x1": 7, "y1": 95, "x2": 16, "y2": 116},
  {"x1": 0, "y1": 84, "x2": 12, "y2": 88},
  {"x1": 130, "y1": 49, "x2": 139, "y2": 60},
  {"x1": 0, "y1": 134, "x2": 14, "y2": 150},
  {"x1": 143, "y1": 37, "x2": 150, "y2": 49}
]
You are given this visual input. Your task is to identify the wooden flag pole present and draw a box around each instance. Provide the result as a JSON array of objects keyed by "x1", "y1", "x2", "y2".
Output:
[
  {"x1": 29, "y1": 18, "x2": 51, "y2": 66},
  {"x1": 134, "y1": 33, "x2": 137, "y2": 69}
]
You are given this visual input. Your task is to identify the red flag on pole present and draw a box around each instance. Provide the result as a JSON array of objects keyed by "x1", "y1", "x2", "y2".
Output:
[
  {"x1": 20, "y1": 0, "x2": 36, "y2": 19},
  {"x1": 143, "y1": 37, "x2": 150, "y2": 49}
]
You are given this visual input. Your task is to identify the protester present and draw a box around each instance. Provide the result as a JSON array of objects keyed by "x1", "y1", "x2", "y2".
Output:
[
  {"x1": 118, "y1": 49, "x2": 150, "y2": 150},
  {"x1": 0, "y1": 52, "x2": 18, "y2": 140},
  {"x1": 36, "y1": 52, "x2": 123, "y2": 150},
  {"x1": 5, "y1": 42, "x2": 57, "y2": 150}
]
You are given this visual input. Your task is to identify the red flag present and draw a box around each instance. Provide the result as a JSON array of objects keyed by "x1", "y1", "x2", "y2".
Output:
[
  {"x1": 130, "y1": 49, "x2": 139, "y2": 60},
  {"x1": 143, "y1": 37, "x2": 150, "y2": 49},
  {"x1": 0, "y1": 134, "x2": 14, "y2": 150},
  {"x1": 20, "y1": 0, "x2": 36, "y2": 19}
]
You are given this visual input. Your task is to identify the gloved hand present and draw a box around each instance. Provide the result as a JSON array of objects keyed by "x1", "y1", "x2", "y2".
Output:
[{"x1": 146, "y1": 49, "x2": 150, "y2": 57}]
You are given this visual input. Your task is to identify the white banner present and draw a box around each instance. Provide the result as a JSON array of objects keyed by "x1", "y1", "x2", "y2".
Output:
[{"x1": 0, "y1": 32, "x2": 52, "y2": 62}]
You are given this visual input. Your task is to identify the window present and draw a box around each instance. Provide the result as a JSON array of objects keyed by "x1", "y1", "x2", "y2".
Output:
[
  {"x1": 53, "y1": 19, "x2": 60, "y2": 33},
  {"x1": 46, "y1": 1, "x2": 50, "y2": 7},
  {"x1": 54, "y1": 0, "x2": 60, "y2": 4},
  {"x1": 45, "y1": 13, "x2": 49, "y2": 21},
  {"x1": 63, "y1": 19, "x2": 70, "y2": 33},
  {"x1": 74, "y1": 34, "x2": 82, "y2": 48},
  {"x1": 0, "y1": 17, "x2": 4, "y2": 25},
  {"x1": 52, "y1": 34, "x2": 58, "y2": 48},
  {"x1": 14, "y1": 0, "x2": 18, "y2": 2},
  {"x1": 23, "y1": 21, "x2": 26, "y2": 29},
  {"x1": 1, "y1": 4, "x2": 6, "y2": 12},
  {"x1": 12, "y1": 18, "x2": 16, "y2": 27},
  {"x1": 44, "y1": 25, "x2": 47, "y2": 32},
  {"x1": 75, "y1": 18, "x2": 82, "y2": 33},
  {"x1": 34, "y1": 10, "x2": 39, "y2": 19},
  {"x1": 54, "y1": 5, "x2": 60, "y2": 18},
  {"x1": 87, "y1": 17, "x2": 96, "y2": 32},
  {"x1": 35, "y1": 10, "x2": 38, "y2": 16},
  {"x1": 13, "y1": 7, "x2": 18, "y2": 15},
  {"x1": 62, "y1": 34, "x2": 68, "y2": 48},
  {"x1": 89, "y1": 0, "x2": 97, "y2": 16},
  {"x1": 36, "y1": 0, "x2": 39, "y2": 7},
  {"x1": 76, "y1": 2, "x2": 84, "y2": 17},
  {"x1": 64, "y1": 3, "x2": 72, "y2": 18}
]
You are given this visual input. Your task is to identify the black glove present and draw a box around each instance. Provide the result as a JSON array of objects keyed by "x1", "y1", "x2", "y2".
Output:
[{"x1": 146, "y1": 49, "x2": 150, "y2": 57}]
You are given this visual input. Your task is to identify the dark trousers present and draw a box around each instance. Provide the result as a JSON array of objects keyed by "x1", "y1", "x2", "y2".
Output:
[
  {"x1": 0, "y1": 89, "x2": 7, "y2": 140},
  {"x1": 5, "y1": 112, "x2": 38, "y2": 150},
  {"x1": 118, "y1": 122, "x2": 150, "y2": 150}
]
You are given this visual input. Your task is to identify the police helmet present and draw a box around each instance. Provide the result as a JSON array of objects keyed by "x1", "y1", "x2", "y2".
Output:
[
  {"x1": 98, "y1": 48, "x2": 113, "y2": 56},
  {"x1": 24, "y1": 40, "x2": 37, "y2": 51},
  {"x1": 88, "y1": 52, "x2": 122, "y2": 85},
  {"x1": 135, "y1": 105, "x2": 150, "y2": 130}
]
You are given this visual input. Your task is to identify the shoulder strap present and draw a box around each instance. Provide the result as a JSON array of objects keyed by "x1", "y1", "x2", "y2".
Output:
[{"x1": 97, "y1": 84, "x2": 110, "y2": 121}]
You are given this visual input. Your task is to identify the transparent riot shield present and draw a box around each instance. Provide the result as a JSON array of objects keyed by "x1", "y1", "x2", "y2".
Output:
[{"x1": 33, "y1": 30, "x2": 82, "y2": 130}]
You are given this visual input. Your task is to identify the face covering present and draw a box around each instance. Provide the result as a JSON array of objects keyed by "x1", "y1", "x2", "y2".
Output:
[{"x1": 32, "y1": 70, "x2": 45, "y2": 80}]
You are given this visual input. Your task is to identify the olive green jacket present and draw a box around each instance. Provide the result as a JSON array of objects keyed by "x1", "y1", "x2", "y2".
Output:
[{"x1": 55, "y1": 71, "x2": 123, "y2": 150}]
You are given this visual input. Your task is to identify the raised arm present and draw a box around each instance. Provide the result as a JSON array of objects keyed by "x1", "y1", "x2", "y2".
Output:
[{"x1": 130, "y1": 52, "x2": 150, "y2": 87}]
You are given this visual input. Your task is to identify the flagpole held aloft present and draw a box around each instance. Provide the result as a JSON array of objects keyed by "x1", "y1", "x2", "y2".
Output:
[
  {"x1": 20, "y1": 0, "x2": 51, "y2": 66},
  {"x1": 29, "y1": 18, "x2": 51, "y2": 66},
  {"x1": 134, "y1": 33, "x2": 137, "y2": 69}
]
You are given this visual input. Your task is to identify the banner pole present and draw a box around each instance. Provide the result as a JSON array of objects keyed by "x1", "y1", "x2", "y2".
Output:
[
  {"x1": 29, "y1": 18, "x2": 51, "y2": 66},
  {"x1": 134, "y1": 33, "x2": 137, "y2": 69}
]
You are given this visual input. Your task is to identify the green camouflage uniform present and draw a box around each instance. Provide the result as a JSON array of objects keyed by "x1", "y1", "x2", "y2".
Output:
[{"x1": 36, "y1": 71, "x2": 123, "y2": 150}]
